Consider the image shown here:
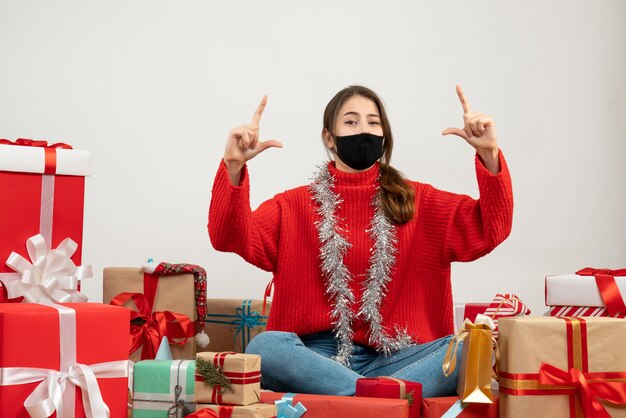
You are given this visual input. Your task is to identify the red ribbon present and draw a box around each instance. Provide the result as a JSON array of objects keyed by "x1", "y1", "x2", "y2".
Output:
[
  {"x1": 212, "y1": 352, "x2": 233, "y2": 404},
  {"x1": 262, "y1": 279, "x2": 274, "y2": 316},
  {"x1": 576, "y1": 268, "x2": 626, "y2": 315},
  {"x1": 143, "y1": 272, "x2": 159, "y2": 310},
  {"x1": 539, "y1": 363, "x2": 626, "y2": 418},
  {"x1": 0, "y1": 138, "x2": 73, "y2": 174},
  {"x1": 109, "y1": 292, "x2": 193, "y2": 360},
  {"x1": 194, "y1": 352, "x2": 261, "y2": 404},
  {"x1": 0, "y1": 138, "x2": 73, "y2": 149}
]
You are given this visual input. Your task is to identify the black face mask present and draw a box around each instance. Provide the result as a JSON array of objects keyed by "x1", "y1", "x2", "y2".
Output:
[{"x1": 333, "y1": 133, "x2": 384, "y2": 171}]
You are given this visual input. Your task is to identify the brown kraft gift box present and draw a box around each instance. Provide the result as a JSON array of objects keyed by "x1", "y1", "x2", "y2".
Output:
[
  {"x1": 194, "y1": 351, "x2": 261, "y2": 406},
  {"x1": 200, "y1": 299, "x2": 270, "y2": 353},
  {"x1": 103, "y1": 267, "x2": 197, "y2": 361},
  {"x1": 498, "y1": 316, "x2": 626, "y2": 417}
]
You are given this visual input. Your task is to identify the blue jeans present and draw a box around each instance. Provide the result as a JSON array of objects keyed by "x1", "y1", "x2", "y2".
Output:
[{"x1": 245, "y1": 331, "x2": 461, "y2": 398}]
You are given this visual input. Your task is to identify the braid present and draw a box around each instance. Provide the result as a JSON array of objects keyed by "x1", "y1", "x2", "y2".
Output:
[{"x1": 379, "y1": 164, "x2": 415, "y2": 224}]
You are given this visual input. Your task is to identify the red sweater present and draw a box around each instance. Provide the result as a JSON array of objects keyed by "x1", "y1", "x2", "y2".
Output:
[{"x1": 208, "y1": 153, "x2": 513, "y2": 347}]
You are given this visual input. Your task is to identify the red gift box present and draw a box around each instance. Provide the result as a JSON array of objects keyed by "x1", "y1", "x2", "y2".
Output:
[
  {"x1": 0, "y1": 303, "x2": 130, "y2": 417},
  {"x1": 0, "y1": 139, "x2": 89, "y2": 290},
  {"x1": 260, "y1": 391, "x2": 409, "y2": 418},
  {"x1": 422, "y1": 393, "x2": 499, "y2": 417},
  {"x1": 355, "y1": 377, "x2": 421, "y2": 418},
  {"x1": 454, "y1": 303, "x2": 489, "y2": 332}
]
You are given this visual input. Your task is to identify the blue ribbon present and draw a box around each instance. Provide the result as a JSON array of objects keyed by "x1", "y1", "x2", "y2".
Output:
[
  {"x1": 275, "y1": 393, "x2": 307, "y2": 418},
  {"x1": 204, "y1": 300, "x2": 267, "y2": 351},
  {"x1": 441, "y1": 399, "x2": 466, "y2": 418}
]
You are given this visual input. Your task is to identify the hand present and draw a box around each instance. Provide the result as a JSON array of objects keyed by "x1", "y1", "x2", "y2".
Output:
[
  {"x1": 441, "y1": 85, "x2": 499, "y2": 171},
  {"x1": 224, "y1": 96, "x2": 283, "y2": 177}
]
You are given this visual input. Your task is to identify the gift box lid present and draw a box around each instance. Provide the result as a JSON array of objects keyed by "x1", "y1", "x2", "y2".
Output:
[
  {"x1": 545, "y1": 273, "x2": 626, "y2": 307},
  {"x1": 0, "y1": 141, "x2": 90, "y2": 176}
]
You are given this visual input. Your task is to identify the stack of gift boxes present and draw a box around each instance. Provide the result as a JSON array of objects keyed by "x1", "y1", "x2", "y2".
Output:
[
  {"x1": 0, "y1": 139, "x2": 132, "y2": 416},
  {"x1": 2, "y1": 138, "x2": 626, "y2": 417}
]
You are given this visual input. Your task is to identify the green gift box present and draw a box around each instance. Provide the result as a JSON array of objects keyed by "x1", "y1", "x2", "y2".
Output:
[{"x1": 132, "y1": 359, "x2": 196, "y2": 418}]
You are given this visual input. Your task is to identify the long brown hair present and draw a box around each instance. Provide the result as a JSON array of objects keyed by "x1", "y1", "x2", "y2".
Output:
[{"x1": 322, "y1": 85, "x2": 415, "y2": 224}]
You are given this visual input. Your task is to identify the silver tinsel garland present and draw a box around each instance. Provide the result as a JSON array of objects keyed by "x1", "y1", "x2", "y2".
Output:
[{"x1": 310, "y1": 164, "x2": 413, "y2": 367}]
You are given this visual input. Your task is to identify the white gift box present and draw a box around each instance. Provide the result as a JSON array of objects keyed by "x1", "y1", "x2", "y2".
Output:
[{"x1": 545, "y1": 273, "x2": 626, "y2": 307}]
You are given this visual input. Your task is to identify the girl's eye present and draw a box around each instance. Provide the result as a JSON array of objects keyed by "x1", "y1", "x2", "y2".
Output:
[
  {"x1": 345, "y1": 120, "x2": 357, "y2": 125},
  {"x1": 369, "y1": 121, "x2": 381, "y2": 125}
]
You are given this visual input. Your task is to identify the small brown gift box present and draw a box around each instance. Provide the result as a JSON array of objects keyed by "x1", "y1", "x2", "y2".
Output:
[
  {"x1": 103, "y1": 267, "x2": 197, "y2": 361},
  {"x1": 498, "y1": 316, "x2": 626, "y2": 417},
  {"x1": 200, "y1": 299, "x2": 270, "y2": 353},
  {"x1": 195, "y1": 403, "x2": 276, "y2": 418},
  {"x1": 194, "y1": 352, "x2": 261, "y2": 406}
]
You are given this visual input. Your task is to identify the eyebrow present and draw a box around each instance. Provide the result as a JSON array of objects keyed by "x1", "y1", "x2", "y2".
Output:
[{"x1": 342, "y1": 111, "x2": 381, "y2": 118}]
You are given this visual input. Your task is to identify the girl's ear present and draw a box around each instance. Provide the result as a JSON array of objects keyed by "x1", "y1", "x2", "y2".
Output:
[{"x1": 322, "y1": 129, "x2": 335, "y2": 150}]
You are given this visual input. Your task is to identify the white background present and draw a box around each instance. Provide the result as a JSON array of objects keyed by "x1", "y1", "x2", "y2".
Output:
[{"x1": 1, "y1": 1, "x2": 625, "y2": 316}]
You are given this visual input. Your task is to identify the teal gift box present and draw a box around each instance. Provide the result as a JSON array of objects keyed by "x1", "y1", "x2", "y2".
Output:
[{"x1": 132, "y1": 359, "x2": 196, "y2": 418}]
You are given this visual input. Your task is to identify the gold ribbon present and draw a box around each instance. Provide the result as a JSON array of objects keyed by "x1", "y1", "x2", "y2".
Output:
[{"x1": 382, "y1": 376, "x2": 406, "y2": 398}]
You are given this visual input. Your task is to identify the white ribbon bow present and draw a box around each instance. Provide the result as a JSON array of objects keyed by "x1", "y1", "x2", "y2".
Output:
[
  {"x1": 3, "y1": 234, "x2": 91, "y2": 303},
  {"x1": 1, "y1": 360, "x2": 130, "y2": 418},
  {"x1": 473, "y1": 313, "x2": 496, "y2": 330}
]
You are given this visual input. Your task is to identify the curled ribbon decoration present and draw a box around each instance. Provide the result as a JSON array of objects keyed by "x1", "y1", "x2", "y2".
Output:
[
  {"x1": 275, "y1": 393, "x2": 307, "y2": 418},
  {"x1": 110, "y1": 292, "x2": 194, "y2": 360},
  {"x1": 538, "y1": 363, "x2": 626, "y2": 418},
  {"x1": 4, "y1": 234, "x2": 92, "y2": 303},
  {"x1": 576, "y1": 267, "x2": 626, "y2": 316}
]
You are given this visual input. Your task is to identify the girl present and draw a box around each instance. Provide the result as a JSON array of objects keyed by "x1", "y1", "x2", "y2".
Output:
[{"x1": 208, "y1": 85, "x2": 512, "y2": 397}]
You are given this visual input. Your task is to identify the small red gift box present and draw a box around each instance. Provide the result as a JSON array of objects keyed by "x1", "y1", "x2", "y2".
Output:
[
  {"x1": 0, "y1": 139, "x2": 89, "y2": 293},
  {"x1": 355, "y1": 377, "x2": 422, "y2": 418},
  {"x1": 260, "y1": 391, "x2": 409, "y2": 418},
  {"x1": 454, "y1": 303, "x2": 489, "y2": 332},
  {"x1": 422, "y1": 392, "x2": 499, "y2": 417},
  {"x1": 0, "y1": 303, "x2": 130, "y2": 417}
]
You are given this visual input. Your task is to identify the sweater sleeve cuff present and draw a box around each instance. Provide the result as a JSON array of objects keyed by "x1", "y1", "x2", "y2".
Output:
[
  {"x1": 217, "y1": 158, "x2": 249, "y2": 189},
  {"x1": 475, "y1": 149, "x2": 507, "y2": 178},
  {"x1": 474, "y1": 148, "x2": 514, "y2": 242}
]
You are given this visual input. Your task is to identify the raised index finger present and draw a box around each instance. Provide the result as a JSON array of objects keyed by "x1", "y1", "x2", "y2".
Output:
[
  {"x1": 456, "y1": 85, "x2": 471, "y2": 114},
  {"x1": 251, "y1": 95, "x2": 268, "y2": 125}
]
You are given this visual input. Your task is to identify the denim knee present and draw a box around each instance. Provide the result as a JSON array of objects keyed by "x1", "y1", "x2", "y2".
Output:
[{"x1": 245, "y1": 331, "x2": 300, "y2": 356}]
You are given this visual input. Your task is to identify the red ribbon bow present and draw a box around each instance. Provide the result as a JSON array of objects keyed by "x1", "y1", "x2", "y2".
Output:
[
  {"x1": 576, "y1": 267, "x2": 626, "y2": 316},
  {"x1": 539, "y1": 363, "x2": 626, "y2": 418},
  {"x1": 110, "y1": 292, "x2": 193, "y2": 360}
]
